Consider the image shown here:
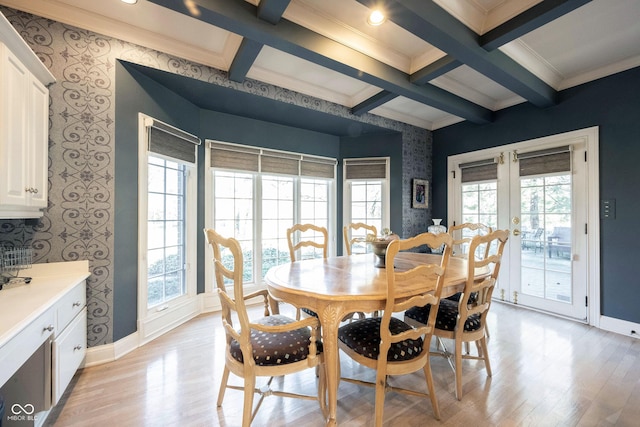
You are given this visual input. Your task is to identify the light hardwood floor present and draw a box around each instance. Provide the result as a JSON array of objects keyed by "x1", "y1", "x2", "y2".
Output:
[{"x1": 45, "y1": 302, "x2": 640, "y2": 426}]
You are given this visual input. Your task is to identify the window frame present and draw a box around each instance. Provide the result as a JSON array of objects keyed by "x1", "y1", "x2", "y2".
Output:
[
  {"x1": 342, "y1": 157, "x2": 391, "y2": 252},
  {"x1": 137, "y1": 114, "x2": 198, "y2": 337},
  {"x1": 204, "y1": 140, "x2": 337, "y2": 296}
]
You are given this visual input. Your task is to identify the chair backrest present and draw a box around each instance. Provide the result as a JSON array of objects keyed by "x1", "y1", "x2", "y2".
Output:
[
  {"x1": 448, "y1": 222, "x2": 492, "y2": 259},
  {"x1": 343, "y1": 222, "x2": 377, "y2": 255},
  {"x1": 379, "y1": 232, "x2": 454, "y2": 359},
  {"x1": 457, "y1": 229, "x2": 509, "y2": 332},
  {"x1": 203, "y1": 228, "x2": 251, "y2": 346},
  {"x1": 287, "y1": 223, "x2": 328, "y2": 261}
]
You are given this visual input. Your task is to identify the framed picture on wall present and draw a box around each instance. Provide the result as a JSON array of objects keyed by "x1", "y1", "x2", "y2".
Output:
[{"x1": 412, "y1": 179, "x2": 428, "y2": 209}]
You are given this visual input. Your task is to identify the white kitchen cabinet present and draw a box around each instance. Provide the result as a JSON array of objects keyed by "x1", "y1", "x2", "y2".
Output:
[
  {"x1": 52, "y1": 281, "x2": 87, "y2": 405},
  {"x1": 0, "y1": 261, "x2": 90, "y2": 427},
  {"x1": 0, "y1": 11, "x2": 55, "y2": 219}
]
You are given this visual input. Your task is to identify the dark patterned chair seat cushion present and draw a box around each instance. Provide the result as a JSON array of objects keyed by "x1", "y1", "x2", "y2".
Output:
[
  {"x1": 405, "y1": 299, "x2": 482, "y2": 332},
  {"x1": 338, "y1": 317, "x2": 424, "y2": 361},
  {"x1": 230, "y1": 314, "x2": 322, "y2": 366},
  {"x1": 445, "y1": 291, "x2": 478, "y2": 304}
]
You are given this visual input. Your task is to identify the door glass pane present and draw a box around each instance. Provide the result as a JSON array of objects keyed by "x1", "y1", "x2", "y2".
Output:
[
  {"x1": 460, "y1": 182, "x2": 497, "y2": 256},
  {"x1": 520, "y1": 174, "x2": 572, "y2": 303}
]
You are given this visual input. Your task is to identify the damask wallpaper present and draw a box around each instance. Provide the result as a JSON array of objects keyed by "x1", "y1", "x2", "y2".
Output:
[{"x1": 0, "y1": 7, "x2": 432, "y2": 346}]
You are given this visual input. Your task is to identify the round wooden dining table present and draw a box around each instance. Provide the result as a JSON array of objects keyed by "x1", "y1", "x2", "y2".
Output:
[{"x1": 264, "y1": 252, "x2": 482, "y2": 426}]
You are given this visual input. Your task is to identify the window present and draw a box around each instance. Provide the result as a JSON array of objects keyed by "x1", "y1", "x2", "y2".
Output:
[
  {"x1": 207, "y1": 141, "x2": 336, "y2": 287},
  {"x1": 343, "y1": 158, "x2": 389, "y2": 253},
  {"x1": 147, "y1": 157, "x2": 187, "y2": 307},
  {"x1": 213, "y1": 170, "x2": 255, "y2": 282},
  {"x1": 138, "y1": 114, "x2": 198, "y2": 336}
]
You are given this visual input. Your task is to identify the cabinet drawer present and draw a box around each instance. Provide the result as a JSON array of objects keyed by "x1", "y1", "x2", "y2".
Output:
[
  {"x1": 0, "y1": 307, "x2": 54, "y2": 387},
  {"x1": 52, "y1": 308, "x2": 87, "y2": 405},
  {"x1": 56, "y1": 281, "x2": 86, "y2": 334}
]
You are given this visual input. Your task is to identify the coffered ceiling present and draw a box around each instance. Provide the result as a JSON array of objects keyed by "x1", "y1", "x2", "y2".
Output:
[{"x1": 3, "y1": 0, "x2": 640, "y2": 131}]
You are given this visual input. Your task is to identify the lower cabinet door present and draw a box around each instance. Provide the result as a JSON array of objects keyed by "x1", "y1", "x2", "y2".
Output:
[{"x1": 52, "y1": 308, "x2": 87, "y2": 405}]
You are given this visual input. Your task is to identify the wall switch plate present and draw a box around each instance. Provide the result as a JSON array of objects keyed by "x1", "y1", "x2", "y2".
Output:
[{"x1": 601, "y1": 199, "x2": 616, "y2": 219}]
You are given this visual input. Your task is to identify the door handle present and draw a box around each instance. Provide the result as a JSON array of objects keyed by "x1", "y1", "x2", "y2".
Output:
[{"x1": 512, "y1": 229, "x2": 520, "y2": 236}]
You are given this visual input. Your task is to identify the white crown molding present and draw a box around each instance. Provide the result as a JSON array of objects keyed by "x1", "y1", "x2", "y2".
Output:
[
  {"x1": 370, "y1": 106, "x2": 433, "y2": 130},
  {"x1": 558, "y1": 54, "x2": 640, "y2": 91},
  {"x1": 431, "y1": 115, "x2": 465, "y2": 131},
  {"x1": 410, "y1": 49, "x2": 449, "y2": 75},
  {"x1": 0, "y1": 0, "x2": 232, "y2": 71},
  {"x1": 500, "y1": 39, "x2": 564, "y2": 89},
  {"x1": 248, "y1": 65, "x2": 376, "y2": 108},
  {"x1": 431, "y1": 74, "x2": 499, "y2": 110},
  {"x1": 433, "y1": 0, "x2": 487, "y2": 34},
  {"x1": 433, "y1": 0, "x2": 543, "y2": 34},
  {"x1": 481, "y1": 0, "x2": 544, "y2": 34}
]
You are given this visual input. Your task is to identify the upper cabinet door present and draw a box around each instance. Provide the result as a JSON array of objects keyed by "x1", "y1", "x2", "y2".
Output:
[
  {"x1": 28, "y1": 75, "x2": 49, "y2": 208},
  {"x1": 0, "y1": 45, "x2": 29, "y2": 207}
]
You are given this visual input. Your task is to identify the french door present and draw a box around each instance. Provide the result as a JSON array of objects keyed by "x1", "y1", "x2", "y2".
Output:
[{"x1": 448, "y1": 128, "x2": 599, "y2": 321}]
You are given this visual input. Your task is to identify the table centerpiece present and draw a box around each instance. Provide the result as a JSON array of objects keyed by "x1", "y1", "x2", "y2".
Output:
[{"x1": 366, "y1": 228, "x2": 399, "y2": 268}]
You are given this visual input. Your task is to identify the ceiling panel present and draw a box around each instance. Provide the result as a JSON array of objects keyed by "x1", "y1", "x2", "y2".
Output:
[{"x1": 1, "y1": 0, "x2": 639, "y2": 133}]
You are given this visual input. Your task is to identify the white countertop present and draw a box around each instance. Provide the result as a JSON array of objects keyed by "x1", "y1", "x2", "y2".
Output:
[{"x1": 0, "y1": 260, "x2": 90, "y2": 348}]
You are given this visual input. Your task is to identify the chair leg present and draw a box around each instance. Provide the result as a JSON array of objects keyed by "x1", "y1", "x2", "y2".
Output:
[
  {"x1": 217, "y1": 366, "x2": 230, "y2": 406},
  {"x1": 242, "y1": 375, "x2": 256, "y2": 427},
  {"x1": 454, "y1": 339, "x2": 464, "y2": 401},
  {"x1": 423, "y1": 360, "x2": 440, "y2": 420},
  {"x1": 479, "y1": 336, "x2": 492, "y2": 377},
  {"x1": 374, "y1": 372, "x2": 387, "y2": 427}
]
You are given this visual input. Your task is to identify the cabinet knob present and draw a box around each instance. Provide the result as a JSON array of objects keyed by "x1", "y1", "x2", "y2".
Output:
[
  {"x1": 72, "y1": 301, "x2": 82, "y2": 307},
  {"x1": 33, "y1": 187, "x2": 38, "y2": 194},
  {"x1": 43, "y1": 325, "x2": 54, "y2": 332},
  {"x1": 74, "y1": 345, "x2": 83, "y2": 351}
]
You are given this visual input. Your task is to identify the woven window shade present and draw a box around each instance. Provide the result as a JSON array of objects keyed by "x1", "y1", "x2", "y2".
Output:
[
  {"x1": 301, "y1": 159, "x2": 335, "y2": 179},
  {"x1": 261, "y1": 153, "x2": 300, "y2": 175},
  {"x1": 210, "y1": 144, "x2": 260, "y2": 172},
  {"x1": 148, "y1": 121, "x2": 200, "y2": 164},
  {"x1": 344, "y1": 158, "x2": 388, "y2": 180},
  {"x1": 460, "y1": 158, "x2": 497, "y2": 183},
  {"x1": 208, "y1": 141, "x2": 336, "y2": 179},
  {"x1": 518, "y1": 146, "x2": 571, "y2": 176}
]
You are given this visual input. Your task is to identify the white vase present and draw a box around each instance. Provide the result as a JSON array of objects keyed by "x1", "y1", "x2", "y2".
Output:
[{"x1": 428, "y1": 219, "x2": 447, "y2": 254}]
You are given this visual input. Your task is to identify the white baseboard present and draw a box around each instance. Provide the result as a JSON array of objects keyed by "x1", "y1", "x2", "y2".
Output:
[
  {"x1": 137, "y1": 297, "x2": 200, "y2": 346},
  {"x1": 84, "y1": 292, "x2": 220, "y2": 366},
  {"x1": 599, "y1": 315, "x2": 640, "y2": 339}
]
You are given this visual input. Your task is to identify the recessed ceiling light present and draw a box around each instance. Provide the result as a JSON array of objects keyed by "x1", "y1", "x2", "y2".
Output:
[
  {"x1": 367, "y1": 10, "x2": 386, "y2": 26},
  {"x1": 121, "y1": 0, "x2": 138, "y2": 4}
]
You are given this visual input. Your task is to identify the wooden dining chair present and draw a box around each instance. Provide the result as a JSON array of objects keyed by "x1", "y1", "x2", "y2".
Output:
[
  {"x1": 204, "y1": 228, "x2": 327, "y2": 426},
  {"x1": 446, "y1": 222, "x2": 494, "y2": 348},
  {"x1": 286, "y1": 223, "x2": 328, "y2": 319},
  {"x1": 338, "y1": 232, "x2": 454, "y2": 426},
  {"x1": 448, "y1": 222, "x2": 493, "y2": 259},
  {"x1": 405, "y1": 229, "x2": 509, "y2": 401},
  {"x1": 287, "y1": 223, "x2": 328, "y2": 261},
  {"x1": 343, "y1": 222, "x2": 377, "y2": 255}
]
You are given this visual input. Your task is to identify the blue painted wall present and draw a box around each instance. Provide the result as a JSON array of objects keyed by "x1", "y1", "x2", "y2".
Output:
[
  {"x1": 340, "y1": 133, "x2": 404, "y2": 246},
  {"x1": 432, "y1": 66, "x2": 640, "y2": 324},
  {"x1": 115, "y1": 62, "x2": 408, "y2": 340},
  {"x1": 115, "y1": 62, "x2": 201, "y2": 339}
]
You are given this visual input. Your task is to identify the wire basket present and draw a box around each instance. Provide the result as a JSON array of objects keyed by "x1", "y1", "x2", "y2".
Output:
[{"x1": 1, "y1": 247, "x2": 33, "y2": 285}]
